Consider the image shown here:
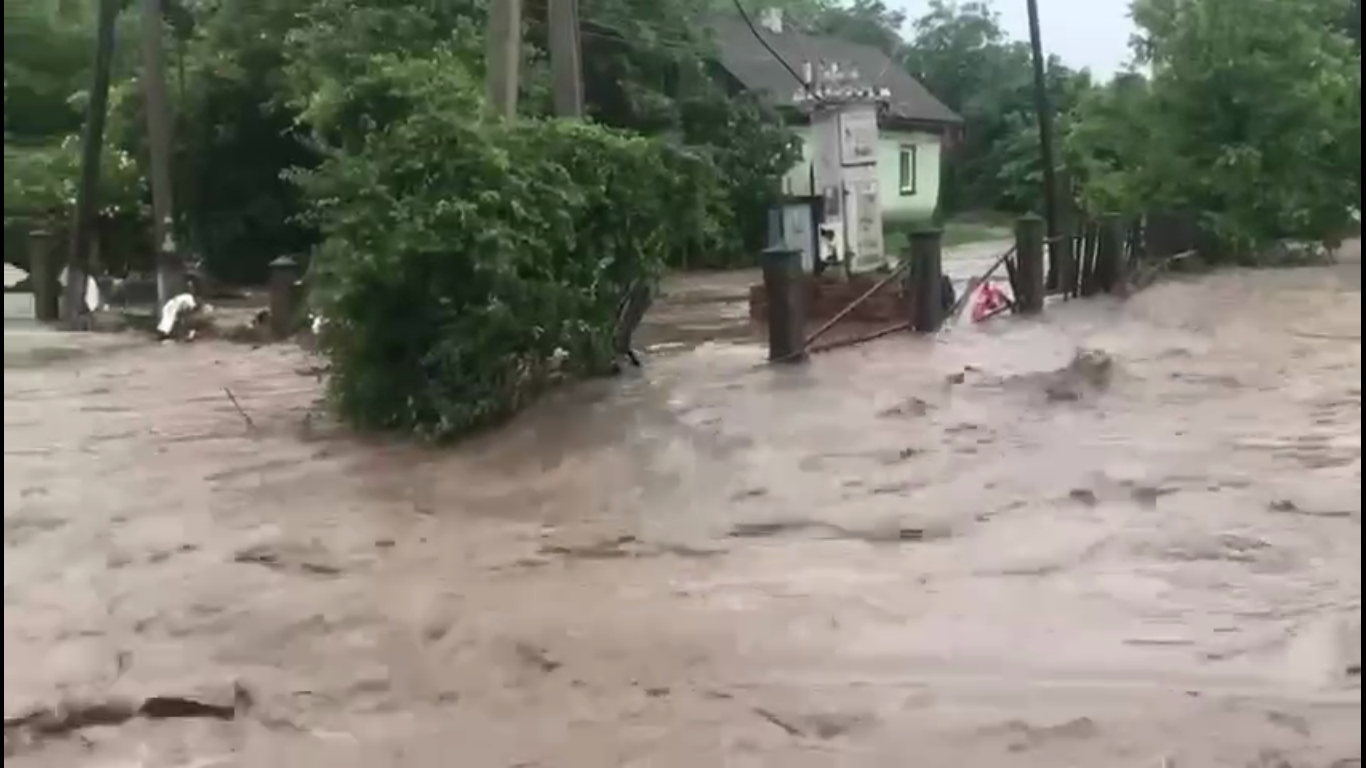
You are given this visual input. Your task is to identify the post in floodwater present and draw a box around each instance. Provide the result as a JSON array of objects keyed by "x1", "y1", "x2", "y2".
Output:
[
  {"x1": 268, "y1": 256, "x2": 301, "y2": 339},
  {"x1": 1096, "y1": 213, "x2": 1125, "y2": 294},
  {"x1": 907, "y1": 228, "x2": 945, "y2": 333},
  {"x1": 1015, "y1": 215, "x2": 1046, "y2": 314},
  {"x1": 762, "y1": 246, "x2": 807, "y2": 363},
  {"x1": 29, "y1": 230, "x2": 60, "y2": 322}
]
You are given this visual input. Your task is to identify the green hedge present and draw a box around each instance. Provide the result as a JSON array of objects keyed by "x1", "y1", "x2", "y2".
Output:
[{"x1": 296, "y1": 54, "x2": 725, "y2": 439}]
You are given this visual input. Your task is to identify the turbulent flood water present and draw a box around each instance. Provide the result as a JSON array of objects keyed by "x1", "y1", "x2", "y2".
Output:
[{"x1": 4, "y1": 256, "x2": 1361, "y2": 767}]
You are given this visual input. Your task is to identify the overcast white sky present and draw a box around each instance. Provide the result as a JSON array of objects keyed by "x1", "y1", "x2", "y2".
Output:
[{"x1": 893, "y1": 0, "x2": 1137, "y2": 79}]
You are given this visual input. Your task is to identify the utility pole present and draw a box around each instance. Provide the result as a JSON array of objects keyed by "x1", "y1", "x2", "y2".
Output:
[
  {"x1": 1025, "y1": 0, "x2": 1060, "y2": 287},
  {"x1": 549, "y1": 0, "x2": 584, "y2": 118},
  {"x1": 141, "y1": 0, "x2": 185, "y2": 305},
  {"x1": 485, "y1": 0, "x2": 524, "y2": 118},
  {"x1": 65, "y1": 0, "x2": 120, "y2": 328}
]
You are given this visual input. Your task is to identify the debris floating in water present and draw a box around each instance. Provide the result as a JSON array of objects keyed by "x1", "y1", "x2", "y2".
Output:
[{"x1": 157, "y1": 292, "x2": 199, "y2": 338}]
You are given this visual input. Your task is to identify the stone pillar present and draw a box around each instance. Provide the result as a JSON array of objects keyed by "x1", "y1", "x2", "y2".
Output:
[
  {"x1": 1015, "y1": 214, "x2": 1046, "y2": 314},
  {"x1": 761, "y1": 246, "x2": 806, "y2": 363},
  {"x1": 29, "y1": 229, "x2": 61, "y2": 322},
  {"x1": 908, "y1": 228, "x2": 945, "y2": 333},
  {"x1": 268, "y1": 256, "x2": 300, "y2": 339}
]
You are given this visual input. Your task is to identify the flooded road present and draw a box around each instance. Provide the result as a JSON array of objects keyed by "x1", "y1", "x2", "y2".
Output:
[{"x1": 5, "y1": 256, "x2": 1361, "y2": 767}]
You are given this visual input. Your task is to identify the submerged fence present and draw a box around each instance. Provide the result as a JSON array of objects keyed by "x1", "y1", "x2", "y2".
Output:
[{"x1": 758, "y1": 210, "x2": 1207, "y2": 363}]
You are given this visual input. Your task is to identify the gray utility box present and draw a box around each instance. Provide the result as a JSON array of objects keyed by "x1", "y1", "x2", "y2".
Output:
[{"x1": 767, "y1": 196, "x2": 823, "y2": 273}]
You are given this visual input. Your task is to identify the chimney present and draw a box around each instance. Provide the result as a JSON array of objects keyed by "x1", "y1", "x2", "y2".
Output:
[{"x1": 759, "y1": 7, "x2": 783, "y2": 35}]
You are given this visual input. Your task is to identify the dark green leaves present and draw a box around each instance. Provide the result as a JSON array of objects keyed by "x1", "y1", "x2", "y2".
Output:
[
  {"x1": 1071, "y1": 0, "x2": 1361, "y2": 256},
  {"x1": 297, "y1": 47, "x2": 726, "y2": 439}
]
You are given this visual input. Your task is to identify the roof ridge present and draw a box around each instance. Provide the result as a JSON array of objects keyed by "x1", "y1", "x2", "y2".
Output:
[{"x1": 708, "y1": 17, "x2": 963, "y2": 125}]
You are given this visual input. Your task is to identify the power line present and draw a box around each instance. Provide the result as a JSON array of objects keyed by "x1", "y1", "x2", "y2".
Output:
[
  {"x1": 524, "y1": 1, "x2": 828, "y2": 85},
  {"x1": 731, "y1": 0, "x2": 813, "y2": 95},
  {"x1": 523, "y1": 0, "x2": 707, "y2": 55}
]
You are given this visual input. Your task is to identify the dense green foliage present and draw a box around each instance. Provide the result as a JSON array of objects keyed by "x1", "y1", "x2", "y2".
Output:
[
  {"x1": 297, "y1": 46, "x2": 722, "y2": 437},
  {"x1": 6, "y1": 0, "x2": 1361, "y2": 270},
  {"x1": 5, "y1": 0, "x2": 93, "y2": 140},
  {"x1": 1064, "y1": 0, "x2": 1360, "y2": 255},
  {"x1": 902, "y1": 1, "x2": 1074, "y2": 213},
  {"x1": 4, "y1": 0, "x2": 146, "y2": 265},
  {"x1": 170, "y1": 0, "x2": 318, "y2": 283},
  {"x1": 565, "y1": 0, "x2": 801, "y2": 265},
  {"x1": 4, "y1": 0, "x2": 798, "y2": 277}
]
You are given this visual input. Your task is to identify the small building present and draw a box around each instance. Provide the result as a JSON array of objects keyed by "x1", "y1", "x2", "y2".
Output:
[{"x1": 710, "y1": 12, "x2": 962, "y2": 223}]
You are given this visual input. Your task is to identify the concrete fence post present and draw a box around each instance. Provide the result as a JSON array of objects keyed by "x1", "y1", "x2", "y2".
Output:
[
  {"x1": 1015, "y1": 215, "x2": 1046, "y2": 314},
  {"x1": 268, "y1": 255, "x2": 300, "y2": 339},
  {"x1": 1096, "y1": 213, "x2": 1124, "y2": 294},
  {"x1": 29, "y1": 229, "x2": 61, "y2": 322},
  {"x1": 1055, "y1": 229, "x2": 1077, "y2": 300},
  {"x1": 1055, "y1": 209, "x2": 1078, "y2": 299},
  {"x1": 761, "y1": 246, "x2": 807, "y2": 363},
  {"x1": 908, "y1": 227, "x2": 945, "y2": 333}
]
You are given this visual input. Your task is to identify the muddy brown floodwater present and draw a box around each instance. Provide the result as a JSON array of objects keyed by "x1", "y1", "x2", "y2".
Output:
[{"x1": 5, "y1": 256, "x2": 1362, "y2": 768}]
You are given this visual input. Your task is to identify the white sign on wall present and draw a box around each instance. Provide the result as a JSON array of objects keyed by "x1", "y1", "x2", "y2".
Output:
[
  {"x1": 837, "y1": 107, "x2": 878, "y2": 167},
  {"x1": 846, "y1": 174, "x2": 886, "y2": 274}
]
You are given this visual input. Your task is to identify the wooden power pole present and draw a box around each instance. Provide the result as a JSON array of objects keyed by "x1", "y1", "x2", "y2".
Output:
[
  {"x1": 1025, "y1": 0, "x2": 1060, "y2": 286},
  {"x1": 549, "y1": 0, "x2": 584, "y2": 118},
  {"x1": 65, "y1": 0, "x2": 120, "y2": 328},
  {"x1": 485, "y1": 0, "x2": 524, "y2": 117},
  {"x1": 140, "y1": 0, "x2": 185, "y2": 304}
]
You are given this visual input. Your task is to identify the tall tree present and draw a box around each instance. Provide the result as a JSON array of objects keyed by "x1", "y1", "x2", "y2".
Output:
[
  {"x1": 1129, "y1": 0, "x2": 1359, "y2": 251},
  {"x1": 903, "y1": 0, "x2": 1090, "y2": 213},
  {"x1": 812, "y1": 0, "x2": 906, "y2": 55}
]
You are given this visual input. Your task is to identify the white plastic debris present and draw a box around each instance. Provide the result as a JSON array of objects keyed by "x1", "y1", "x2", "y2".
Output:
[
  {"x1": 157, "y1": 293, "x2": 199, "y2": 337},
  {"x1": 58, "y1": 266, "x2": 104, "y2": 312},
  {"x1": 3, "y1": 264, "x2": 27, "y2": 289}
]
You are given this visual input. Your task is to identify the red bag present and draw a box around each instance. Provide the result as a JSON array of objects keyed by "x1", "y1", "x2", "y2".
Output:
[{"x1": 972, "y1": 282, "x2": 1010, "y2": 323}]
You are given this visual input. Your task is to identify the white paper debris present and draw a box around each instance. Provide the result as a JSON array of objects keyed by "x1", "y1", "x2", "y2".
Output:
[
  {"x1": 157, "y1": 293, "x2": 199, "y2": 337},
  {"x1": 57, "y1": 267, "x2": 104, "y2": 312}
]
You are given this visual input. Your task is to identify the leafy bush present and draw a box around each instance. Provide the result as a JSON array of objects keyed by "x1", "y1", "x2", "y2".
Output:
[
  {"x1": 4, "y1": 137, "x2": 145, "y2": 224},
  {"x1": 1066, "y1": 0, "x2": 1361, "y2": 258},
  {"x1": 4, "y1": 0, "x2": 154, "y2": 270},
  {"x1": 677, "y1": 93, "x2": 802, "y2": 268},
  {"x1": 296, "y1": 50, "x2": 725, "y2": 439},
  {"x1": 4, "y1": 137, "x2": 147, "y2": 270}
]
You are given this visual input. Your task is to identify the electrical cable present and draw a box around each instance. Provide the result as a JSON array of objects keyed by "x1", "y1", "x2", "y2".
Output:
[
  {"x1": 524, "y1": 0, "x2": 713, "y2": 55},
  {"x1": 526, "y1": 0, "x2": 823, "y2": 72},
  {"x1": 730, "y1": 0, "x2": 814, "y2": 95}
]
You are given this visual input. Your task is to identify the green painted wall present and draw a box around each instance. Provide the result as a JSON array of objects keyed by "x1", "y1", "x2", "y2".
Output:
[
  {"x1": 781, "y1": 126, "x2": 943, "y2": 223},
  {"x1": 781, "y1": 125, "x2": 818, "y2": 199},
  {"x1": 879, "y1": 129, "x2": 942, "y2": 222}
]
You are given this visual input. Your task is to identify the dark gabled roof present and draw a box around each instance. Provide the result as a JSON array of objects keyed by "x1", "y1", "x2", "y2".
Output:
[{"x1": 709, "y1": 18, "x2": 962, "y2": 126}]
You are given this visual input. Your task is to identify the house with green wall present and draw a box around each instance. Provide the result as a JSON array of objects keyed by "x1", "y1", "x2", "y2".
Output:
[{"x1": 710, "y1": 14, "x2": 962, "y2": 224}]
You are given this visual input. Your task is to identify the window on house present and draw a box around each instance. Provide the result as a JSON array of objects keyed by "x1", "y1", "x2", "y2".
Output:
[{"x1": 899, "y1": 145, "x2": 918, "y2": 196}]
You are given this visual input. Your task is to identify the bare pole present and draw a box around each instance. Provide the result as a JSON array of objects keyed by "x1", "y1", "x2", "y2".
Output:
[
  {"x1": 141, "y1": 0, "x2": 185, "y2": 305},
  {"x1": 1025, "y1": 0, "x2": 1061, "y2": 286},
  {"x1": 549, "y1": 0, "x2": 584, "y2": 118},
  {"x1": 64, "y1": 0, "x2": 120, "y2": 329},
  {"x1": 485, "y1": 0, "x2": 524, "y2": 118}
]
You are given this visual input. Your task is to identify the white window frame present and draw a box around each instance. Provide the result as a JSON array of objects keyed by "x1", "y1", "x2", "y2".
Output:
[{"x1": 898, "y1": 145, "x2": 918, "y2": 197}]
